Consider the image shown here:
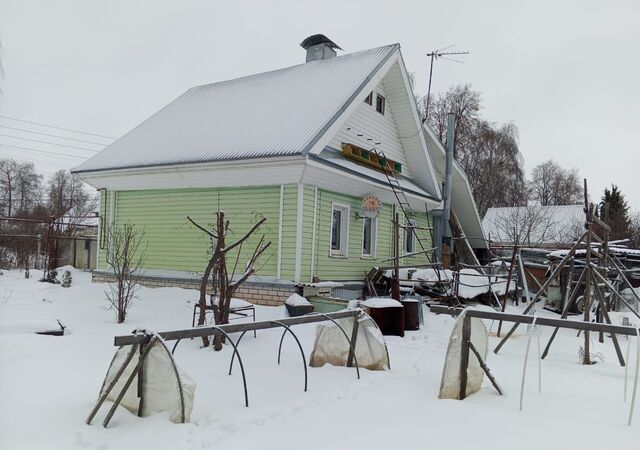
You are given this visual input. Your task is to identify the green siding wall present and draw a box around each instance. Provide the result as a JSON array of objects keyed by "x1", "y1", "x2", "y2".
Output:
[
  {"x1": 97, "y1": 184, "x2": 434, "y2": 284},
  {"x1": 309, "y1": 188, "x2": 433, "y2": 282},
  {"x1": 100, "y1": 186, "x2": 281, "y2": 275}
]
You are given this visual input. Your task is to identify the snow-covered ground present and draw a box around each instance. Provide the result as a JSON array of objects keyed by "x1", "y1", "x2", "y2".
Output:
[{"x1": 2, "y1": 268, "x2": 640, "y2": 449}]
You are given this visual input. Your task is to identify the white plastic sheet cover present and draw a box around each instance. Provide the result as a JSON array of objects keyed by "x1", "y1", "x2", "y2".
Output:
[
  {"x1": 438, "y1": 309, "x2": 489, "y2": 399},
  {"x1": 309, "y1": 315, "x2": 389, "y2": 371},
  {"x1": 101, "y1": 338, "x2": 196, "y2": 423}
]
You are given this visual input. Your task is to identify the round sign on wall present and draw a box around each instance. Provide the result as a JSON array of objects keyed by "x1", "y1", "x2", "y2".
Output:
[{"x1": 362, "y1": 195, "x2": 382, "y2": 219}]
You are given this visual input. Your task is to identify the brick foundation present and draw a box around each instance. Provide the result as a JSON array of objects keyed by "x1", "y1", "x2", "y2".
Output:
[{"x1": 92, "y1": 272, "x2": 297, "y2": 306}]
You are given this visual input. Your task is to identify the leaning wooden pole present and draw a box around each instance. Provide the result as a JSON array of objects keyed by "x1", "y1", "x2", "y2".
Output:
[
  {"x1": 497, "y1": 245, "x2": 518, "y2": 338},
  {"x1": 494, "y1": 231, "x2": 588, "y2": 354}
]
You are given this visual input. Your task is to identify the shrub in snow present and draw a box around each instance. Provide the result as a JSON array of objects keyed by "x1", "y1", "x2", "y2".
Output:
[
  {"x1": 309, "y1": 315, "x2": 390, "y2": 370},
  {"x1": 438, "y1": 309, "x2": 489, "y2": 400},
  {"x1": 96, "y1": 335, "x2": 195, "y2": 424},
  {"x1": 61, "y1": 270, "x2": 72, "y2": 288}
]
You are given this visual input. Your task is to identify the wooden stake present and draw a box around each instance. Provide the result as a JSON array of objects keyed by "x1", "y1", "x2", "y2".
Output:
[
  {"x1": 86, "y1": 345, "x2": 138, "y2": 425},
  {"x1": 468, "y1": 341, "x2": 502, "y2": 395},
  {"x1": 459, "y1": 315, "x2": 471, "y2": 399}
]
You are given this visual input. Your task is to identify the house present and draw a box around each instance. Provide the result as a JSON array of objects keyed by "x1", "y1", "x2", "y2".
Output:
[{"x1": 74, "y1": 35, "x2": 481, "y2": 305}]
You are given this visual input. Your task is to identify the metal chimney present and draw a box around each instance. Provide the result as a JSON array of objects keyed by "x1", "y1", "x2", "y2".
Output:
[{"x1": 300, "y1": 34, "x2": 342, "y2": 62}]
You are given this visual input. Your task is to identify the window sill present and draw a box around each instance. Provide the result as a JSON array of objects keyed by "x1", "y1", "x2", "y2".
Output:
[
  {"x1": 329, "y1": 253, "x2": 348, "y2": 259},
  {"x1": 361, "y1": 255, "x2": 376, "y2": 260}
]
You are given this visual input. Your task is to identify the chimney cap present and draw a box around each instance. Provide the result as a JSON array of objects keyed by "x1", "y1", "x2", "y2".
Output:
[{"x1": 300, "y1": 34, "x2": 342, "y2": 51}]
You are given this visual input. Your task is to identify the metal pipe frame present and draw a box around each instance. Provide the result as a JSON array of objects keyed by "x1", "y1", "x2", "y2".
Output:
[{"x1": 430, "y1": 305, "x2": 640, "y2": 337}]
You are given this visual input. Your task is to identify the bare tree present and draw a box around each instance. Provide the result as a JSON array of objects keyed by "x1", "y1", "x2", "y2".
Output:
[
  {"x1": 105, "y1": 223, "x2": 146, "y2": 323},
  {"x1": 423, "y1": 85, "x2": 527, "y2": 215},
  {"x1": 529, "y1": 159, "x2": 582, "y2": 206},
  {"x1": 188, "y1": 211, "x2": 271, "y2": 349},
  {"x1": 488, "y1": 205, "x2": 582, "y2": 247},
  {"x1": 46, "y1": 169, "x2": 97, "y2": 235},
  {"x1": 629, "y1": 211, "x2": 640, "y2": 249}
]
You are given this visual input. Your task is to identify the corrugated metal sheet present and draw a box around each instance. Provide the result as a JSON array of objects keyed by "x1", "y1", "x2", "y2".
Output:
[{"x1": 75, "y1": 45, "x2": 398, "y2": 173}]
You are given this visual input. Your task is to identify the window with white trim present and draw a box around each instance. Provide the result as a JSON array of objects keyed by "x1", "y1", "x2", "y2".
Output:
[
  {"x1": 362, "y1": 217, "x2": 377, "y2": 257},
  {"x1": 404, "y1": 219, "x2": 416, "y2": 255},
  {"x1": 330, "y1": 204, "x2": 350, "y2": 257},
  {"x1": 364, "y1": 91, "x2": 373, "y2": 105},
  {"x1": 376, "y1": 94, "x2": 385, "y2": 115}
]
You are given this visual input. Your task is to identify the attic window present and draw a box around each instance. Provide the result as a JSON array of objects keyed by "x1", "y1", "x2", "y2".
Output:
[
  {"x1": 364, "y1": 92, "x2": 373, "y2": 105},
  {"x1": 376, "y1": 94, "x2": 385, "y2": 115}
]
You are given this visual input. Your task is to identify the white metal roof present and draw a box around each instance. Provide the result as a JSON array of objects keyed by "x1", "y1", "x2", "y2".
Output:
[
  {"x1": 74, "y1": 45, "x2": 398, "y2": 173},
  {"x1": 423, "y1": 125, "x2": 487, "y2": 249}
]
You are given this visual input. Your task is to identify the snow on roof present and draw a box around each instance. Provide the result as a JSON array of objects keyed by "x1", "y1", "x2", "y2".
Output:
[
  {"x1": 74, "y1": 44, "x2": 398, "y2": 173},
  {"x1": 482, "y1": 204, "x2": 585, "y2": 245}
]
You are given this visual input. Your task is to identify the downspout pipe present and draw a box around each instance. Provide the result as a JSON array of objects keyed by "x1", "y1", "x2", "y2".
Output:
[{"x1": 441, "y1": 113, "x2": 455, "y2": 249}]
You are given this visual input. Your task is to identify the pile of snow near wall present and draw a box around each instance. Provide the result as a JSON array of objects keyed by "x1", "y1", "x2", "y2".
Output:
[
  {"x1": 309, "y1": 315, "x2": 389, "y2": 371},
  {"x1": 100, "y1": 338, "x2": 196, "y2": 423},
  {"x1": 438, "y1": 309, "x2": 488, "y2": 399}
]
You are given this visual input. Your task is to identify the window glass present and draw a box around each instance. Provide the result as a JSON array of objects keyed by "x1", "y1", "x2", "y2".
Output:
[
  {"x1": 331, "y1": 209, "x2": 342, "y2": 251},
  {"x1": 376, "y1": 94, "x2": 385, "y2": 114},
  {"x1": 362, "y1": 217, "x2": 376, "y2": 257}
]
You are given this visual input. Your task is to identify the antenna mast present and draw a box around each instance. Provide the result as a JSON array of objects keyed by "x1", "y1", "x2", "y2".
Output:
[{"x1": 424, "y1": 46, "x2": 470, "y2": 120}]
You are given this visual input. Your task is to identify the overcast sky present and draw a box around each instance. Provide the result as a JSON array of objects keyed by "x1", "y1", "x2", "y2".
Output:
[{"x1": 1, "y1": 0, "x2": 638, "y2": 210}]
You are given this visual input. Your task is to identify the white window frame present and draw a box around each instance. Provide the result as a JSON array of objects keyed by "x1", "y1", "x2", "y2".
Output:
[
  {"x1": 361, "y1": 216, "x2": 377, "y2": 258},
  {"x1": 404, "y1": 219, "x2": 416, "y2": 256},
  {"x1": 376, "y1": 93, "x2": 386, "y2": 115},
  {"x1": 329, "y1": 202, "x2": 350, "y2": 258}
]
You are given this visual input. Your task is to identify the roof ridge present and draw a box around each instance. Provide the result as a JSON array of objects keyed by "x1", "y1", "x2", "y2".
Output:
[{"x1": 189, "y1": 43, "x2": 399, "y2": 92}]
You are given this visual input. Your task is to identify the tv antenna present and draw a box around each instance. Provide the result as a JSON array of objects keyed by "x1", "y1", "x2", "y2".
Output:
[{"x1": 424, "y1": 45, "x2": 470, "y2": 120}]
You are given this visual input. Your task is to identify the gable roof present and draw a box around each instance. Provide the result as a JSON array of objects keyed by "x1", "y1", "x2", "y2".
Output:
[{"x1": 74, "y1": 45, "x2": 398, "y2": 173}]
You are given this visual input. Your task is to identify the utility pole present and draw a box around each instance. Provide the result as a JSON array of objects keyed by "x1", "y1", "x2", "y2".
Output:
[{"x1": 424, "y1": 47, "x2": 470, "y2": 120}]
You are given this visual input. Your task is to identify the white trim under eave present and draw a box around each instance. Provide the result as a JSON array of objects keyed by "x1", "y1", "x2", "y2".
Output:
[
  {"x1": 76, "y1": 156, "x2": 307, "y2": 190},
  {"x1": 294, "y1": 183, "x2": 304, "y2": 283},
  {"x1": 277, "y1": 184, "x2": 284, "y2": 280}
]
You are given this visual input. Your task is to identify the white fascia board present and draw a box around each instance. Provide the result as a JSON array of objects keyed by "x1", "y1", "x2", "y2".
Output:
[
  {"x1": 305, "y1": 49, "x2": 400, "y2": 157},
  {"x1": 423, "y1": 124, "x2": 487, "y2": 248},
  {"x1": 395, "y1": 52, "x2": 442, "y2": 200},
  {"x1": 303, "y1": 158, "x2": 441, "y2": 210},
  {"x1": 77, "y1": 156, "x2": 306, "y2": 191}
]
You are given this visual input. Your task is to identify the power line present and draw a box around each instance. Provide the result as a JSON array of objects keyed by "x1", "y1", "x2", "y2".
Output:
[
  {"x1": 0, "y1": 114, "x2": 116, "y2": 140},
  {"x1": 0, "y1": 155, "x2": 81, "y2": 169},
  {"x1": 0, "y1": 133, "x2": 100, "y2": 153},
  {"x1": 0, "y1": 124, "x2": 108, "y2": 146},
  {"x1": 0, "y1": 143, "x2": 89, "y2": 160},
  {"x1": 0, "y1": 156, "x2": 77, "y2": 169}
]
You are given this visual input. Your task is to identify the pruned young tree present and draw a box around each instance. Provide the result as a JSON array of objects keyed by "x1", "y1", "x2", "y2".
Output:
[
  {"x1": 188, "y1": 211, "x2": 271, "y2": 350},
  {"x1": 105, "y1": 223, "x2": 146, "y2": 323}
]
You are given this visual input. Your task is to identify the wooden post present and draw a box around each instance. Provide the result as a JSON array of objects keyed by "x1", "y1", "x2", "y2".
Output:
[
  {"x1": 497, "y1": 245, "x2": 518, "y2": 337},
  {"x1": 468, "y1": 341, "x2": 502, "y2": 395},
  {"x1": 137, "y1": 342, "x2": 145, "y2": 417},
  {"x1": 86, "y1": 345, "x2": 138, "y2": 425},
  {"x1": 346, "y1": 316, "x2": 360, "y2": 368},
  {"x1": 391, "y1": 212, "x2": 401, "y2": 300},
  {"x1": 459, "y1": 315, "x2": 471, "y2": 399},
  {"x1": 582, "y1": 203, "x2": 593, "y2": 365}
]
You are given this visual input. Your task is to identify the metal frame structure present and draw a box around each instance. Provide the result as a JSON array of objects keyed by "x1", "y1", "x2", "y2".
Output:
[{"x1": 95, "y1": 309, "x2": 373, "y2": 427}]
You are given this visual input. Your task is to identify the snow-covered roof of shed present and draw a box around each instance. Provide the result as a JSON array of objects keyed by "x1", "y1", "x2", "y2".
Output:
[{"x1": 74, "y1": 44, "x2": 398, "y2": 173}]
